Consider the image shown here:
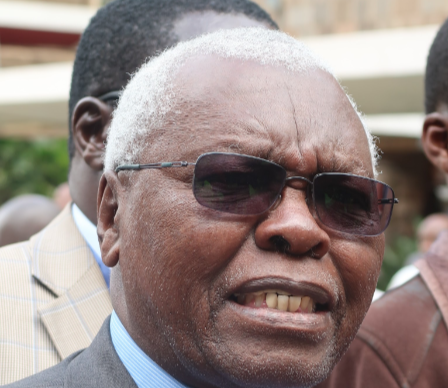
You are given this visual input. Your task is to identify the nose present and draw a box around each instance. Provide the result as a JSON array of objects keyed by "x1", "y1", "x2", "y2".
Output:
[{"x1": 254, "y1": 187, "x2": 330, "y2": 258}]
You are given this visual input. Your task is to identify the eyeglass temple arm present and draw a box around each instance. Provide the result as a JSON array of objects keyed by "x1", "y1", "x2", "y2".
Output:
[
  {"x1": 378, "y1": 198, "x2": 399, "y2": 204},
  {"x1": 98, "y1": 90, "x2": 121, "y2": 102},
  {"x1": 115, "y1": 161, "x2": 195, "y2": 172}
]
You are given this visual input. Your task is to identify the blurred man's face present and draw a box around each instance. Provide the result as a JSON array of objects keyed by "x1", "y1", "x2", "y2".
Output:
[
  {"x1": 417, "y1": 214, "x2": 448, "y2": 253},
  {"x1": 113, "y1": 57, "x2": 385, "y2": 388}
]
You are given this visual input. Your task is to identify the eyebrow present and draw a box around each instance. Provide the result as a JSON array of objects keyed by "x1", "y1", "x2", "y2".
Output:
[{"x1": 317, "y1": 158, "x2": 373, "y2": 178}]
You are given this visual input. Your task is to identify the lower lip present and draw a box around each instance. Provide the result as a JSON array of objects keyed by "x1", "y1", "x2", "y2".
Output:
[{"x1": 227, "y1": 301, "x2": 333, "y2": 339}]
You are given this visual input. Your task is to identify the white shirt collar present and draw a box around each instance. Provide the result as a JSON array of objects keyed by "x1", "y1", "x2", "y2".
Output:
[{"x1": 110, "y1": 311, "x2": 189, "y2": 388}]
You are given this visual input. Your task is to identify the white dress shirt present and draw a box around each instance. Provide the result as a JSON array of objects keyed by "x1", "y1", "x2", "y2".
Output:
[{"x1": 110, "y1": 311, "x2": 190, "y2": 388}]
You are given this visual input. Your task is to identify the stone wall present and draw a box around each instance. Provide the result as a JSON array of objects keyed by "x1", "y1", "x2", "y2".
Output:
[{"x1": 253, "y1": 0, "x2": 448, "y2": 36}]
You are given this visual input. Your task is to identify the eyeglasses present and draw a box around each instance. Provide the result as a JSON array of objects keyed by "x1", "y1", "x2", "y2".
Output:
[
  {"x1": 116, "y1": 152, "x2": 398, "y2": 236},
  {"x1": 98, "y1": 91, "x2": 121, "y2": 103}
]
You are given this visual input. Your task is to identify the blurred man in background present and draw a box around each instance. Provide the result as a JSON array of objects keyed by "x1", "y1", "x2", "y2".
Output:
[
  {"x1": 0, "y1": 194, "x2": 60, "y2": 247},
  {"x1": 415, "y1": 213, "x2": 448, "y2": 253},
  {"x1": 317, "y1": 18, "x2": 448, "y2": 388},
  {"x1": 0, "y1": 184, "x2": 70, "y2": 248},
  {"x1": 388, "y1": 212, "x2": 448, "y2": 290},
  {"x1": 0, "y1": 0, "x2": 277, "y2": 384}
]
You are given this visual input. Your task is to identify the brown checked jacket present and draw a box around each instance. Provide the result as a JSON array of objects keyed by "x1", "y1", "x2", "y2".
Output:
[
  {"x1": 0, "y1": 204, "x2": 112, "y2": 385},
  {"x1": 316, "y1": 231, "x2": 448, "y2": 388}
]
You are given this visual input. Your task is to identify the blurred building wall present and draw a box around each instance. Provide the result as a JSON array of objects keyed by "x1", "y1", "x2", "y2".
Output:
[
  {"x1": 23, "y1": 0, "x2": 100, "y2": 5},
  {"x1": 254, "y1": 0, "x2": 448, "y2": 36}
]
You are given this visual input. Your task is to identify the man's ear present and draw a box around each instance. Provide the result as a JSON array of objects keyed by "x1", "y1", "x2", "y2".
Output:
[
  {"x1": 422, "y1": 112, "x2": 448, "y2": 174},
  {"x1": 72, "y1": 97, "x2": 113, "y2": 171},
  {"x1": 97, "y1": 171, "x2": 121, "y2": 268}
]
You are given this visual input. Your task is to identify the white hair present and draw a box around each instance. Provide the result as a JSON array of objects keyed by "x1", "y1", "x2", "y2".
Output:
[{"x1": 104, "y1": 27, "x2": 379, "y2": 175}]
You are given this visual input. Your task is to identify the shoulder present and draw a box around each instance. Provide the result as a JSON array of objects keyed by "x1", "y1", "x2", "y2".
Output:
[
  {"x1": 363, "y1": 274, "x2": 437, "y2": 332},
  {"x1": 2, "y1": 351, "x2": 81, "y2": 388},
  {"x1": 0, "y1": 240, "x2": 33, "y2": 301},
  {"x1": 416, "y1": 233, "x2": 448, "y2": 324},
  {"x1": 0, "y1": 204, "x2": 76, "y2": 268},
  {"x1": 315, "y1": 335, "x2": 399, "y2": 388},
  {"x1": 4, "y1": 317, "x2": 137, "y2": 388},
  {"x1": 318, "y1": 276, "x2": 448, "y2": 388},
  {"x1": 0, "y1": 209, "x2": 70, "y2": 301},
  {"x1": 0, "y1": 239, "x2": 30, "y2": 263},
  {"x1": 358, "y1": 276, "x2": 444, "y2": 383},
  {"x1": 0, "y1": 240, "x2": 32, "y2": 312},
  {"x1": 27, "y1": 204, "x2": 79, "y2": 250}
]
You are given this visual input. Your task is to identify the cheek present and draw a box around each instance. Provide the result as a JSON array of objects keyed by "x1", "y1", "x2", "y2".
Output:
[
  {"x1": 120, "y1": 189, "x2": 254, "y2": 322},
  {"x1": 332, "y1": 236, "x2": 384, "y2": 320}
]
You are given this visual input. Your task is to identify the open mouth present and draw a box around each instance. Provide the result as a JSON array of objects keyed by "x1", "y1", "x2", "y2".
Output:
[{"x1": 229, "y1": 290, "x2": 329, "y2": 313}]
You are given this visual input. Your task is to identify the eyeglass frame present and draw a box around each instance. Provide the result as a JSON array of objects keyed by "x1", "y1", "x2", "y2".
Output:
[
  {"x1": 97, "y1": 90, "x2": 121, "y2": 103},
  {"x1": 115, "y1": 152, "x2": 399, "y2": 236}
]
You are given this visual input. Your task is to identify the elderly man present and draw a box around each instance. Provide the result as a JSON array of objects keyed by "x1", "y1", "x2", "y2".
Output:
[
  {"x1": 317, "y1": 17, "x2": 448, "y2": 388},
  {"x1": 6, "y1": 28, "x2": 397, "y2": 388},
  {"x1": 0, "y1": 0, "x2": 277, "y2": 385}
]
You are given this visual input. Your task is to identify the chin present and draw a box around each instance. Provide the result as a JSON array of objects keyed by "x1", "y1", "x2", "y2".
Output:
[
  {"x1": 189, "y1": 335, "x2": 340, "y2": 388},
  {"x1": 176, "y1": 296, "x2": 351, "y2": 388},
  {"x1": 209, "y1": 356, "x2": 335, "y2": 388}
]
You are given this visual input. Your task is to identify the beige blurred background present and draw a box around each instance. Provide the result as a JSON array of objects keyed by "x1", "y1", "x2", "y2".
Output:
[{"x1": 2, "y1": 0, "x2": 448, "y2": 286}]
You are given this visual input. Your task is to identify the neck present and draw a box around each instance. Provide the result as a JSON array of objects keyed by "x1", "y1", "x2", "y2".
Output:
[{"x1": 69, "y1": 154, "x2": 102, "y2": 225}]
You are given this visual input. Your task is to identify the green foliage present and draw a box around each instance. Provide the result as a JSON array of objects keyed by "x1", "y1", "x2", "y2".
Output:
[
  {"x1": 378, "y1": 235, "x2": 418, "y2": 290},
  {"x1": 0, "y1": 139, "x2": 69, "y2": 205}
]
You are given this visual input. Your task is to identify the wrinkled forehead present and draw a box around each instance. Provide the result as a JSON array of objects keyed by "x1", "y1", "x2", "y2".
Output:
[{"x1": 155, "y1": 55, "x2": 372, "y2": 176}]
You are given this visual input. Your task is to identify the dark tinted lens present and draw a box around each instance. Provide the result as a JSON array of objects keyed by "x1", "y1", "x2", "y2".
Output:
[
  {"x1": 193, "y1": 153, "x2": 286, "y2": 214},
  {"x1": 313, "y1": 174, "x2": 395, "y2": 236}
]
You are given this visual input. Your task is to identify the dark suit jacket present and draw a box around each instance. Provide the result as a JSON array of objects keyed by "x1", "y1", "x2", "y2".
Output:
[{"x1": 4, "y1": 316, "x2": 137, "y2": 388}]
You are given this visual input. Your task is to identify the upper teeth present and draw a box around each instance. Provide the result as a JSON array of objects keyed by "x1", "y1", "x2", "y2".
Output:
[{"x1": 235, "y1": 291, "x2": 315, "y2": 313}]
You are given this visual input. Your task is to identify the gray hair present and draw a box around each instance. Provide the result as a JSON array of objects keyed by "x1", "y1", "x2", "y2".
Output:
[{"x1": 104, "y1": 28, "x2": 378, "y2": 174}]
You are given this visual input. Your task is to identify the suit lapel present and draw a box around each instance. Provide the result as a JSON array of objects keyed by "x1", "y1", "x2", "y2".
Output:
[
  {"x1": 38, "y1": 264, "x2": 112, "y2": 359},
  {"x1": 30, "y1": 204, "x2": 112, "y2": 359},
  {"x1": 65, "y1": 316, "x2": 138, "y2": 388}
]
